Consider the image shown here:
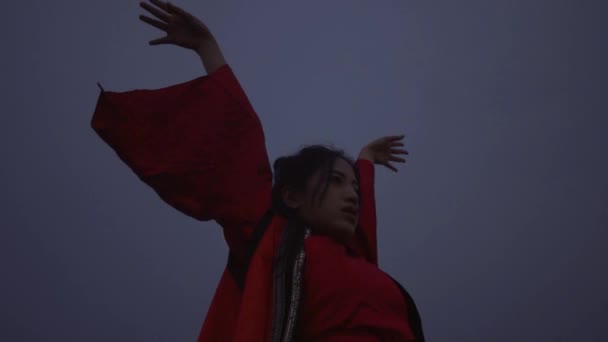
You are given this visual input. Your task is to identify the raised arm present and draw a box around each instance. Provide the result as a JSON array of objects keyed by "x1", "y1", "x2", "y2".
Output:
[
  {"x1": 93, "y1": 1, "x2": 271, "y2": 227},
  {"x1": 348, "y1": 135, "x2": 408, "y2": 265},
  {"x1": 92, "y1": 64, "x2": 272, "y2": 228},
  {"x1": 139, "y1": 0, "x2": 226, "y2": 74}
]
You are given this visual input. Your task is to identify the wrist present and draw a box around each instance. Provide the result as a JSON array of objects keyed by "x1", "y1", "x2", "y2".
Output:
[
  {"x1": 357, "y1": 149, "x2": 374, "y2": 162},
  {"x1": 195, "y1": 37, "x2": 227, "y2": 74},
  {"x1": 195, "y1": 36, "x2": 218, "y2": 55}
]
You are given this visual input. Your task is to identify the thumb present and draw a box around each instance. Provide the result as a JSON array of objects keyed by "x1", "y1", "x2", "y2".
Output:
[
  {"x1": 149, "y1": 36, "x2": 172, "y2": 45},
  {"x1": 383, "y1": 162, "x2": 398, "y2": 172}
]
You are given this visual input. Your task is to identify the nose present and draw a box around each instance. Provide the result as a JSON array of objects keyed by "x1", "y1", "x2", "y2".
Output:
[{"x1": 345, "y1": 188, "x2": 359, "y2": 207}]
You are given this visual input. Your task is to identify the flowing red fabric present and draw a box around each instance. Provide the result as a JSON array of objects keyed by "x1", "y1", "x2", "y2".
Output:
[{"x1": 91, "y1": 64, "x2": 415, "y2": 341}]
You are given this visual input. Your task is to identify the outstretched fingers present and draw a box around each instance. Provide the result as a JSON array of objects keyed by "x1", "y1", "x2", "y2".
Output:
[
  {"x1": 166, "y1": 1, "x2": 194, "y2": 20},
  {"x1": 383, "y1": 161, "x2": 399, "y2": 172},
  {"x1": 149, "y1": 36, "x2": 171, "y2": 45},
  {"x1": 388, "y1": 135, "x2": 408, "y2": 156},
  {"x1": 387, "y1": 134, "x2": 406, "y2": 147},
  {"x1": 387, "y1": 134, "x2": 406, "y2": 141},
  {"x1": 140, "y1": 0, "x2": 195, "y2": 25},
  {"x1": 149, "y1": 0, "x2": 170, "y2": 12},
  {"x1": 140, "y1": 1, "x2": 171, "y2": 22},
  {"x1": 139, "y1": 15, "x2": 168, "y2": 31},
  {"x1": 390, "y1": 144, "x2": 407, "y2": 164},
  {"x1": 390, "y1": 148, "x2": 409, "y2": 155},
  {"x1": 139, "y1": 1, "x2": 170, "y2": 32},
  {"x1": 378, "y1": 134, "x2": 408, "y2": 172}
]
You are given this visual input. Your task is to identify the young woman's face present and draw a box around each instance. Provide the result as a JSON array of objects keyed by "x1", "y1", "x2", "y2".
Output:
[{"x1": 283, "y1": 158, "x2": 360, "y2": 243}]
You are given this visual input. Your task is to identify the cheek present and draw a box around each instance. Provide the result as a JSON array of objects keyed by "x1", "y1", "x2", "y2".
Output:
[{"x1": 309, "y1": 191, "x2": 353, "y2": 230}]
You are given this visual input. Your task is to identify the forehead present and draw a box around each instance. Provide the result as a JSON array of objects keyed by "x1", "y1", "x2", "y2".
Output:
[
  {"x1": 307, "y1": 157, "x2": 355, "y2": 187},
  {"x1": 331, "y1": 158, "x2": 355, "y2": 178},
  {"x1": 304, "y1": 157, "x2": 356, "y2": 200}
]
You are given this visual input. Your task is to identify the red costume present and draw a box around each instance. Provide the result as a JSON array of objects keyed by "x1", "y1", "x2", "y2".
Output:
[{"x1": 91, "y1": 64, "x2": 424, "y2": 341}]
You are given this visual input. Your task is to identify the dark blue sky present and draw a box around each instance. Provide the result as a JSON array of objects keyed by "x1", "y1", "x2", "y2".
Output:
[{"x1": 2, "y1": 1, "x2": 607, "y2": 341}]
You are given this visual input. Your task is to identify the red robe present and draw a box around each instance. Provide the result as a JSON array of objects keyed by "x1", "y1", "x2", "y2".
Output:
[{"x1": 91, "y1": 64, "x2": 420, "y2": 341}]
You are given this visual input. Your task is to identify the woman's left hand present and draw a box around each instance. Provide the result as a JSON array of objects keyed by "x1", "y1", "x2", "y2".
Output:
[{"x1": 358, "y1": 134, "x2": 408, "y2": 172}]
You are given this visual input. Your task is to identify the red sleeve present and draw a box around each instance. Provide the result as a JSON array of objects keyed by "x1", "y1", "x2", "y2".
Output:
[
  {"x1": 91, "y1": 64, "x2": 272, "y2": 233},
  {"x1": 313, "y1": 332, "x2": 414, "y2": 341},
  {"x1": 315, "y1": 330, "x2": 416, "y2": 342},
  {"x1": 348, "y1": 159, "x2": 378, "y2": 265},
  {"x1": 312, "y1": 332, "x2": 382, "y2": 341}
]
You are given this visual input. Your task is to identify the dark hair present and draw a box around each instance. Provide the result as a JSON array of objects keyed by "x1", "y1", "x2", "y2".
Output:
[{"x1": 271, "y1": 144, "x2": 360, "y2": 219}]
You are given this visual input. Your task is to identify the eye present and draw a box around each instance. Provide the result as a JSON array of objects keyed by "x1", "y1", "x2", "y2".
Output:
[{"x1": 331, "y1": 175, "x2": 342, "y2": 183}]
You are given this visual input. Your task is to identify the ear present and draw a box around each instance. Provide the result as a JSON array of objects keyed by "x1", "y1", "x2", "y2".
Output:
[{"x1": 281, "y1": 187, "x2": 304, "y2": 209}]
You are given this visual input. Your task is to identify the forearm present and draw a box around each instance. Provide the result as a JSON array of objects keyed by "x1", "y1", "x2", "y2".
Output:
[{"x1": 196, "y1": 37, "x2": 227, "y2": 74}]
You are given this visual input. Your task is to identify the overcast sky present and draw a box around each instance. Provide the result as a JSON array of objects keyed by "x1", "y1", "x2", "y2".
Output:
[{"x1": 2, "y1": 0, "x2": 607, "y2": 341}]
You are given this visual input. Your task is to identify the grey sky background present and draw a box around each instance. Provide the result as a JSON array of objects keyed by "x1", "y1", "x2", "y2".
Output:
[{"x1": 2, "y1": 0, "x2": 607, "y2": 341}]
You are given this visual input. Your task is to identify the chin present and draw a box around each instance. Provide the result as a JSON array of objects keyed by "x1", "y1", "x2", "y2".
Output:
[{"x1": 328, "y1": 220, "x2": 357, "y2": 244}]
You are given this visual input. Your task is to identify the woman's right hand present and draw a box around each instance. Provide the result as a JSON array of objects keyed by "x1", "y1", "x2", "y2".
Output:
[{"x1": 139, "y1": 0, "x2": 214, "y2": 51}]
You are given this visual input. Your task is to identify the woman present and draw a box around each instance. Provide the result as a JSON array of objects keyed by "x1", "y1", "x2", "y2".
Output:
[{"x1": 92, "y1": 1, "x2": 424, "y2": 340}]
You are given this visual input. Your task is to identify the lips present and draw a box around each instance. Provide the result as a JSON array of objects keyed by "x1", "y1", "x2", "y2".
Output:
[
  {"x1": 342, "y1": 206, "x2": 357, "y2": 215},
  {"x1": 341, "y1": 206, "x2": 358, "y2": 217},
  {"x1": 342, "y1": 211, "x2": 357, "y2": 225}
]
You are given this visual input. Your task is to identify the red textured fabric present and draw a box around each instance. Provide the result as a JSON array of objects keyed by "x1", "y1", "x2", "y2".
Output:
[{"x1": 91, "y1": 64, "x2": 415, "y2": 341}]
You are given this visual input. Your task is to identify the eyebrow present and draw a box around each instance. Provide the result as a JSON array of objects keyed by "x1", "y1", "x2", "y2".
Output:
[{"x1": 331, "y1": 170, "x2": 359, "y2": 187}]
